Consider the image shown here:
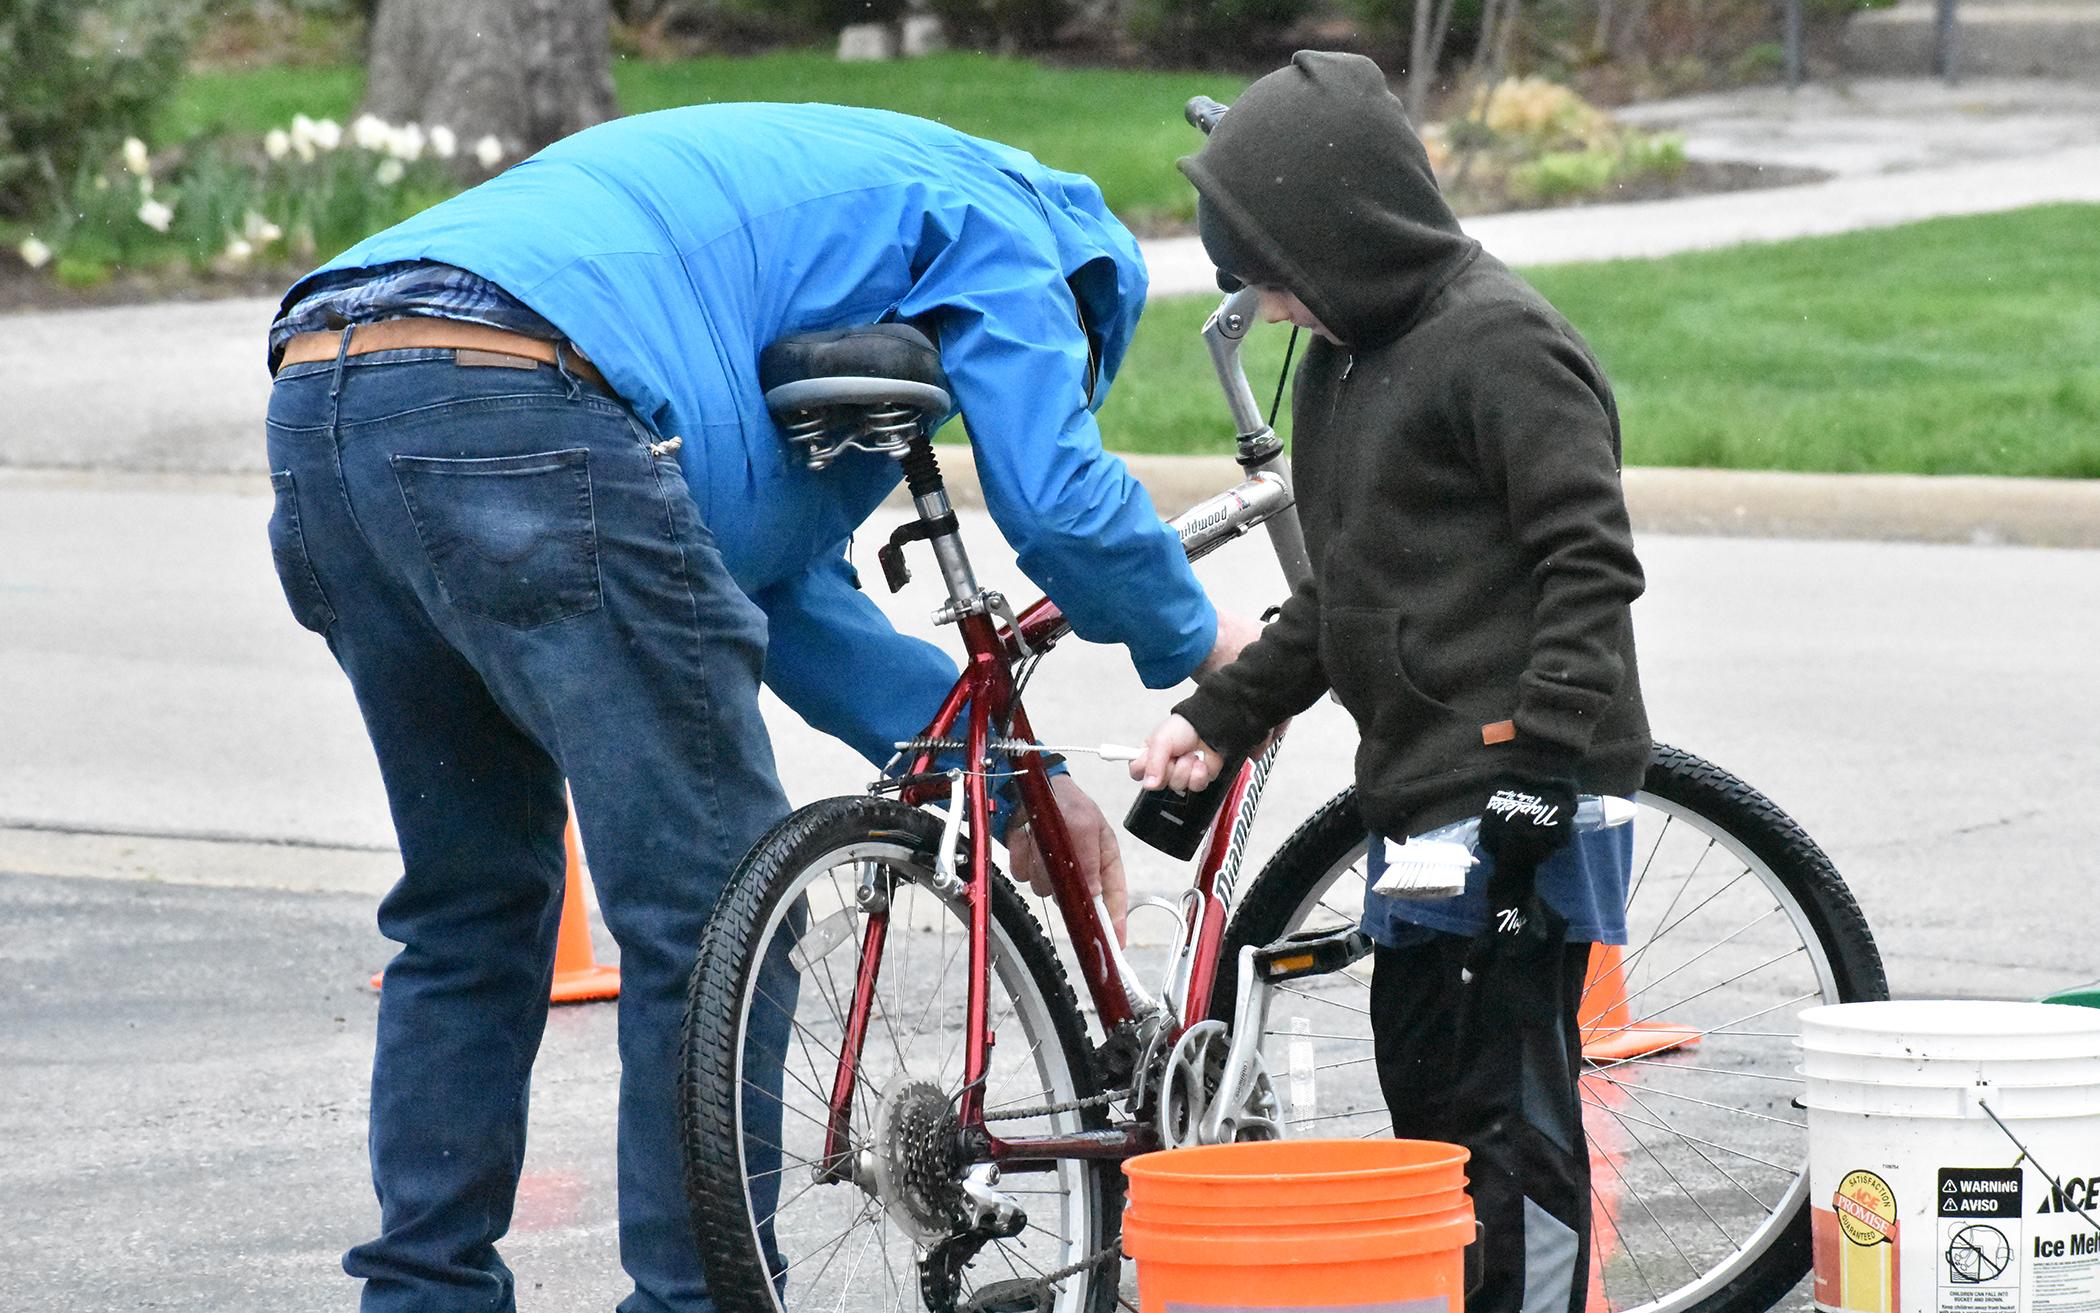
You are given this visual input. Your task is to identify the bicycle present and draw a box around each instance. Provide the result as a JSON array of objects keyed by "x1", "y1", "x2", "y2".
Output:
[{"x1": 679, "y1": 102, "x2": 1888, "y2": 1313}]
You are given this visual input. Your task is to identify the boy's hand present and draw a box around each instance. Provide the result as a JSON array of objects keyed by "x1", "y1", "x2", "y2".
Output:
[
  {"x1": 1129, "y1": 713, "x2": 1224, "y2": 794},
  {"x1": 1475, "y1": 773, "x2": 1579, "y2": 870},
  {"x1": 1006, "y1": 774, "x2": 1129, "y2": 945}
]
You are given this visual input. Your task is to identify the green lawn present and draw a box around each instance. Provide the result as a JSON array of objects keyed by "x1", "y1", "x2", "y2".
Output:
[
  {"x1": 165, "y1": 51, "x2": 1241, "y2": 228},
  {"x1": 1107, "y1": 205, "x2": 2100, "y2": 478}
]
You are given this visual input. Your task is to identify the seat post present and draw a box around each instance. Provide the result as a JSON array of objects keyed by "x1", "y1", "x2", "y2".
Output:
[{"x1": 895, "y1": 434, "x2": 980, "y2": 611}]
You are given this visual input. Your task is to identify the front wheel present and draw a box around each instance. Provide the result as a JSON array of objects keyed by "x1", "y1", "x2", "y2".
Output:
[
  {"x1": 680, "y1": 795, "x2": 1121, "y2": 1313},
  {"x1": 1214, "y1": 744, "x2": 1887, "y2": 1313}
]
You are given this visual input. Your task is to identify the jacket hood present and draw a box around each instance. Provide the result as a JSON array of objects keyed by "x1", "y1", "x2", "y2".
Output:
[{"x1": 1179, "y1": 50, "x2": 1478, "y2": 348}]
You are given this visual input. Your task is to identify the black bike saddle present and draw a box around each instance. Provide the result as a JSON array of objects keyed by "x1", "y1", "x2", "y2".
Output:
[{"x1": 758, "y1": 323, "x2": 953, "y2": 419}]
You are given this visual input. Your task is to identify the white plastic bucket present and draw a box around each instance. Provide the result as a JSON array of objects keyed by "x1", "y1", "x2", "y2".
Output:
[{"x1": 1802, "y1": 1001, "x2": 2100, "y2": 1313}]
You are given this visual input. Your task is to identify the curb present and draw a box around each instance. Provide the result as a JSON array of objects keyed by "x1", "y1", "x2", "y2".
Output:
[
  {"x1": 7, "y1": 460, "x2": 2096, "y2": 550},
  {"x1": 900, "y1": 455, "x2": 2100, "y2": 550}
]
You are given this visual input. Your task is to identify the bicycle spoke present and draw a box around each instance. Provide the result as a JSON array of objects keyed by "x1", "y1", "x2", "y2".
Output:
[
  {"x1": 1583, "y1": 1096, "x2": 1794, "y2": 1173},
  {"x1": 1590, "y1": 1069, "x2": 1806, "y2": 1132},
  {"x1": 1592, "y1": 1121, "x2": 1704, "y2": 1278},
  {"x1": 1605, "y1": 1070, "x2": 1781, "y2": 1216},
  {"x1": 1593, "y1": 1176, "x2": 1664, "y2": 1309},
  {"x1": 1609, "y1": 906, "x2": 1784, "y2": 1016},
  {"x1": 1608, "y1": 1076, "x2": 1749, "y2": 1252},
  {"x1": 1273, "y1": 983, "x2": 1370, "y2": 1016}
]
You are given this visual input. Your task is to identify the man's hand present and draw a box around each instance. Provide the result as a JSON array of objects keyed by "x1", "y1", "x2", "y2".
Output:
[
  {"x1": 1128, "y1": 713, "x2": 1226, "y2": 795},
  {"x1": 1196, "y1": 609, "x2": 1266, "y2": 679},
  {"x1": 1006, "y1": 774, "x2": 1129, "y2": 945}
]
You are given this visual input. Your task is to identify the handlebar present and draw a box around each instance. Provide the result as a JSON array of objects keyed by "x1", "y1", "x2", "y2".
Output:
[{"x1": 1185, "y1": 96, "x2": 1229, "y2": 135}]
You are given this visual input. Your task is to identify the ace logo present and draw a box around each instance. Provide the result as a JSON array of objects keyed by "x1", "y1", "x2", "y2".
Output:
[{"x1": 2035, "y1": 1173, "x2": 2100, "y2": 1215}]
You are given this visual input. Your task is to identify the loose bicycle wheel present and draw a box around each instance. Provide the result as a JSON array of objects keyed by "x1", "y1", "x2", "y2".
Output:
[
  {"x1": 1214, "y1": 744, "x2": 1886, "y2": 1313},
  {"x1": 681, "y1": 796, "x2": 1121, "y2": 1313}
]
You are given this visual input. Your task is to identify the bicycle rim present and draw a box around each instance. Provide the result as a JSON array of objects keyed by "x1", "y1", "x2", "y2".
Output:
[
  {"x1": 1217, "y1": 746, "x2": 1885, "y2": 1313},
  {"x1": 687, "y1": 802, "x2": 1113, "y2": 1313}
]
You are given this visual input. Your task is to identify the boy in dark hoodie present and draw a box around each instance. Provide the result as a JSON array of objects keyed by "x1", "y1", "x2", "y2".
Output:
[{"x1": 1131, "y1": 51, "x2": 1651, "y2": 1313}]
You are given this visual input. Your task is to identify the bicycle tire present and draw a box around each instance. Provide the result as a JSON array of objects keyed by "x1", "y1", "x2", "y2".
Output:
[
  {"x1": 680, "y1": 795, "x2": 1121, "y2": 1313},
  {"x1": 1211, "y1": 743, "x2": 1886, "y2": 1313}
]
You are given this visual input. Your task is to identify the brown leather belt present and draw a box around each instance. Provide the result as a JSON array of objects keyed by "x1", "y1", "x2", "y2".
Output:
[{"x1": 278, "y1": 318, "x2": 607, "y2": 390}]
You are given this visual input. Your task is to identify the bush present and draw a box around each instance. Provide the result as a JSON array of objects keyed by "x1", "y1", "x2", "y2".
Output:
[
  {"x1": 0, "y1": 0, "x2": 199, "y2": 220},
  {"x1": 1126, "y1": 0, "x2": 1319, "y2": 63},
  {"x1": 925, "y1": 0, "x2": 1073, "y2": 52}
]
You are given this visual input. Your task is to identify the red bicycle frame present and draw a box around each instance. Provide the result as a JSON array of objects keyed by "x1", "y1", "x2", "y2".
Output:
[{"x1": 817, "y1": 588, "x2": 1281, "y2": 1170}]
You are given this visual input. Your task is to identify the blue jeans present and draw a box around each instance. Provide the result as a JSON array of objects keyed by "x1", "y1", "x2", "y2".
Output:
[{"x1": 266, "y1": 348, "x2": 791, "y2": 1313}]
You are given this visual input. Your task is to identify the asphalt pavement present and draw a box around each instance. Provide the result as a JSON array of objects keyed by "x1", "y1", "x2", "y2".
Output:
[{"x1": 4, "y1": 475, "x2": 2098, "y2": 1310}]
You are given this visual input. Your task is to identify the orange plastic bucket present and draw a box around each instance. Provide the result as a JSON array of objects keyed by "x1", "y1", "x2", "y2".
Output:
[{"x1": 1121, "y1": 1141, "x2": 1474, "y2": 1312}]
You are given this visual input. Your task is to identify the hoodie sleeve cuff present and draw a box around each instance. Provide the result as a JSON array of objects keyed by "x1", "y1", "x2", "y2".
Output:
[{"x1": 1174, "y1": 683, "x2": 1275, "y2": 760}]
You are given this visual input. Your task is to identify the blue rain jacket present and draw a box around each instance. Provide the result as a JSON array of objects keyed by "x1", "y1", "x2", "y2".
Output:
[{"x1": 301, "y1": 104, "x2": 1217, "y2": 767}]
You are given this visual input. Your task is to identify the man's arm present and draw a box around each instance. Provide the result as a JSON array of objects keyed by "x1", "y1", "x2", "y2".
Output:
[
  {"x1": 1459, "y1": 309, "x2": 1645, "y2": 771},
  {"x1": 895, "y1": 196, "x2": 1217, "y2": 690},
  {"x1": 749, "y1": 546, "x2": 962, "y2": 770}
]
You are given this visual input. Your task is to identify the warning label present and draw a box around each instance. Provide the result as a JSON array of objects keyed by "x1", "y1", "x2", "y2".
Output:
[{"x1": 1944, "y1": 1169, "x2": 2027, "y2": 1220}]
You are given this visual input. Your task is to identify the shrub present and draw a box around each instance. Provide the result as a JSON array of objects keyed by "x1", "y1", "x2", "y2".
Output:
[
  {"x1": 1126, "y1": 0, "x2": 1319, "y2": 63},
  {"x1": 0, "y1": 0, "x2": 199, "y2": 220},
  {"x1": 925, "y1": 0, "x2": 1073, "y2": 52}
]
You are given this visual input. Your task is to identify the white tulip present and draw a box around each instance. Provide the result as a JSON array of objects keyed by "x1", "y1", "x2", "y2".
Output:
[
  {"x1": 374, "y1": 158, "x2": 407, "y2": 186},
  {"x1": 428, "y1": 125, "x2": 457, "y2": 159},
  {"x1": 223, "y1": 238, "x2": 254, "y2": 265},
  {"x1": 18, "y1": 237, "x2": 52, "y2": 269},
  {"x1": 265, "y1": 128, "x2": 292, "y2": 160},
  {"x1": 313, "y1": 118, "x2": 343, "y2": 151},
  {"x1": 244, "y1": 211, "x2": 284, "y2": 244},
  {"x1": 473, "y1": 134, "x2": 504, "y2": 169},
  {"x1": 122, "y1": 136, "x2": 151, "y2": 176},
  {"x1": 137, "y1": 198, "x2": 174, "y2": 232},
  {"x1": 288, "y1": 115, "x2": 317, "y2": 162},
  {"x1": 352, "y1": 113, "x2": 391, "y2": 151},
  {"x1": 389, "y1": 123, "x2": 426, "y2": 162}
]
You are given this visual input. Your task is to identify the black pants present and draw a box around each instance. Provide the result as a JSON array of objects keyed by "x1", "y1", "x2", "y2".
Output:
[{"x1": 1372, "y1": 933, "x2": 1593, "y2": 1313}]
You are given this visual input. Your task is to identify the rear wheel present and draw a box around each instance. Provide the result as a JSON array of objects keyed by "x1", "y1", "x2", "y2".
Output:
[
  {"x1": 681, "y1": 796, "x2": 1121, "y2": 1313},
  {"x1": 1213, "y1": 744, "x2": 1886, "y2": 1313}
]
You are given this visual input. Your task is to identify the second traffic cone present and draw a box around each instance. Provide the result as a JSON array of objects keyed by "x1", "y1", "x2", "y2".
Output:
[
  {"x1": 371, "y1": 811, "x2": 620, "y2": 1004},
  {"x1": 546, "y1": 814, "x2": 620, "y2": 1003},
  {"x1": 1580, "y1": 943, "x2": 1697, "y2": 1063}
]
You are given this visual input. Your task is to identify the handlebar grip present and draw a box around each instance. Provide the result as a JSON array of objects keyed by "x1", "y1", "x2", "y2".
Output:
[{"x1": 1185, "y1": 96, "x2": 1228, "y2": 135}]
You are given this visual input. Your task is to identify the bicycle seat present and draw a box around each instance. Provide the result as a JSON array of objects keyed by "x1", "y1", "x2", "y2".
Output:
[{"x1": 759, "y1": 323, "x2": 953, "y2": 419}]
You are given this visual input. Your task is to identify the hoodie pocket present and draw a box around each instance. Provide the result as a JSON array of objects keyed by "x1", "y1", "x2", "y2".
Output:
[{"x1": 1318, "y1": 606, "x2": 1460, "y2": 739}]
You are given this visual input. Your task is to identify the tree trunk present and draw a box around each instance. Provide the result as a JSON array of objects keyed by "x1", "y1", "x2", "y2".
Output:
[{"x1": 362, "y1": 0, "x2": 619, "y2": 159}]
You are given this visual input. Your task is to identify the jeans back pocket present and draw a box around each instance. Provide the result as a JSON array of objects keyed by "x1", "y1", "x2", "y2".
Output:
[
  {"x1": 391, "y1": 448, "x2": 602, "y2": 630},
  {"x1": 268, "y1": 469, "x2": 337, "y2": 635}
]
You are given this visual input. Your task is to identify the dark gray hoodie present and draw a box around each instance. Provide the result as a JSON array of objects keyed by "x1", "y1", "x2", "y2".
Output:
[{"x1": 1175, "y1": 51, "x2": 1651, "y2": 837}]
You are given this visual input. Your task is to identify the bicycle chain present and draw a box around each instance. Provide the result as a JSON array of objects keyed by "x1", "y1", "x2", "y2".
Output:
[{"x1": 981, "y1": 1086, "x2": 1132, "y2": 1122}]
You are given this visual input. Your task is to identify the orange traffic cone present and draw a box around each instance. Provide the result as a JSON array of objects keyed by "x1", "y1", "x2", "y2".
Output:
[
  {"x1": 1580, "y1": 943, "x2": 1697, "y2": 1063},
  {"x1": 370, "y1": 811, "x2": 620, "y2": 1004}
]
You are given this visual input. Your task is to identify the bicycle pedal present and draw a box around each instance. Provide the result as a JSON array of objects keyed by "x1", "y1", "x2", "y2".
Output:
[{"x1": 1253, "y1": 927, "x2": 1373, "y2": 982}]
